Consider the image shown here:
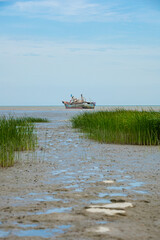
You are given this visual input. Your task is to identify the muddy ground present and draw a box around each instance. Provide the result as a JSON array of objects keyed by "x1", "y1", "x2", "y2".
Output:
[{"x1": 0, "y1": 107, "x2": 160, "y2": 240}]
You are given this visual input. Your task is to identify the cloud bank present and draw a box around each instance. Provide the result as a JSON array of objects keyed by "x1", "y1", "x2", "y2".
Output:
[{"x1": 1, "y1": 0, "x2": 159, "y2": 23}]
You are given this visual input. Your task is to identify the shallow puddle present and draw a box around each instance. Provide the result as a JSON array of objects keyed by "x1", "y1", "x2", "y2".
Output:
[
  {"x1": 27, "y1": 193, "x2": 62, "y2": 202},
  {"x1": 15, "y1": 223, "x2": 39, "y2": 228},
  {"x1": 96, "y1": 221, "x2": 109, "y2": 224},
  {"x1": 17, "y1": 225, "x2": 71, "y2": 237},
  {"x1": 99, "y1": 192, "x2": 128, "y2": 198},
  {"x1": 0, "y1": 230, "x2": 9, "y2": 238},
  {"x1": 124, "y1": 175, "x2": 132, "y2": 179},
  {"x1": 90, "y1": 199, "x2": 111, "y2": 204},
  {"x1": 65, "y1": 184, "x2": 80, "y2": 189},
  {"x1": 35, "y1": 207, "x2": 72, "y2": 215},
  {"x1": 28, "y1": 192, "x2": 48, "y2": 196},
  {"x1": 129, "y1": 181, "x2": 144, "y2": 188},
  {"x1": 33, "y1": 197, "x2": 62, "y2": 202},
  {"x1": 13, "y1": 197, "x2": 24, "y2": 200},
  {"x1": 0, "y1": 225, "x2": 71, "y2": 238},
  {"x1": 133, "y1": 190, "x2": 149, "y2": 194},
  {"x1": 107, "y1": 186, "x2": 130, "y2": 191}
]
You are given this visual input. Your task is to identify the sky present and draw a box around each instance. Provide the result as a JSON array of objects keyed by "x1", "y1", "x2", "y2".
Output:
[{"x1": 0, "y1": 0, "x2": 160, "y2": 106}]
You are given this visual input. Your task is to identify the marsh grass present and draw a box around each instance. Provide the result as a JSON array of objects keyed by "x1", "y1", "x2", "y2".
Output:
[
  {"x1": 71, "y1": 109, "x2": 160, "y2": 145},
  {"x1": 21, "y1": 117, "x2": 49, "y2": 123},
  {"x1": 0, "y1": 116, "x2": 49, "y2": 167}
]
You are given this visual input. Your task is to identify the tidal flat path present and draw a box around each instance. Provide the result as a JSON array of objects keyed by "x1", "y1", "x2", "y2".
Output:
[{"x1": 0, "y1": 106, "x2": 160, "y2": 240}]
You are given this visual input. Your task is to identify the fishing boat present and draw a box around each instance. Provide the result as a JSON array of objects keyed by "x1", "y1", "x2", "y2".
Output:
[{"x1": 62, "y1": 94, "x2": 96, "y2": 109}]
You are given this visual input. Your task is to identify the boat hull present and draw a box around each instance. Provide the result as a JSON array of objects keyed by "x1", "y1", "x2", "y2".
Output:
[{"x1": 62, "y1": 101, "x2": 95, "y2": 109}]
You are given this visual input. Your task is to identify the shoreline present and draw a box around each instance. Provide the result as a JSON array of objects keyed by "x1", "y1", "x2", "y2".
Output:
[{"x1": 0, "y1": 105, "x2": 159, "y2": 114}]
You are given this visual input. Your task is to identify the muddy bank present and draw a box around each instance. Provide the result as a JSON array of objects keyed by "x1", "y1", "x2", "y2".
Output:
[{"x1": 0, "y1": 107, "x2": 160, "y2": 239}]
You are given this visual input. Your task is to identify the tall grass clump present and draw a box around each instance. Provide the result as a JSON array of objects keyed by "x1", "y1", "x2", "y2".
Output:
[
  {"x1": 71, "y1": 109, "x2": 160, "y2": 145},
  {"x1": 0, "y1": 116, "x2": 48, "y2": 167},
  {"x1": 20, "y1": 117, "x2": 49, "y2": 123}
]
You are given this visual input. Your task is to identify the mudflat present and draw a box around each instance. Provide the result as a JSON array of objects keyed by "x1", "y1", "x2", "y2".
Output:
[{"x1": 0, "y1": 107, "x2": 160, "y2": 240}]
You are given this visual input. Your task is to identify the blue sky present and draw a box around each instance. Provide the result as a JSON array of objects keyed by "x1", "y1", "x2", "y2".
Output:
[{"x1": 0, "y1": 0, "x2": 160, "y2": 106}]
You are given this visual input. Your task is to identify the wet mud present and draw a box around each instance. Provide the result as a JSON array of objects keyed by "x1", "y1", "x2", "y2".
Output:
[{"x1": 0, "y1": 107, "x2": 160, "y2": 239}]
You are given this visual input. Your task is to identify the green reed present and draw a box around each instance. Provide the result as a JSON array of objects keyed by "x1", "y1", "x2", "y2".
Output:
[
  {"x1": 71, "y1": 109, "x2": 160, "y2": 145},
  {"x1": 20, "y1": 117, "x2": 49, "y2": 123},
  {"x1": 0, "y1": 116, "x2": 48, "y2": 167}
]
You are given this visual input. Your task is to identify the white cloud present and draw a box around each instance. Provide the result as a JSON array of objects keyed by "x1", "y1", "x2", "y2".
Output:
[
  {"x1": 0, "y1": 0, "x2": 159, "y2": 23},
  {"x1": 2, "y1": 0, "x2": 131, "y2": 22},
  {"x1": 15, "y1": 0, "x2": 59, "y2": 11}
]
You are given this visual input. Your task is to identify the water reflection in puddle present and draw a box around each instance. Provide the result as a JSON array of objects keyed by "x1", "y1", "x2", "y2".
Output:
[
  {"x1": 90, "y1": 199, "x2": 111, "y2": 204},
  {"x1": 0, "y1": 225, "x2": 71, "y2": 238},
  {"x1": 35, "y1": 207, "x2": 72, "y2": 215},
  {"x1": 14, "y1": 197, "x2": 24, "y2": 200},
  {"x1": 133, "y1": 190, "x2": 149, "y2": 194},
  {"x1": 124, "y1": 175, "x2": 132, "y2": 179},
  {"x1": 0, "y1": 230, "x2": 9, "y2": 238},
  {"x1": 34, "y1": 197, "x2": 62, "y2": 202},
  {"x1": 65, "y1": 184, "x2": 79, "y2": 189},
  {"x1": 107, "y1": 186, "x2": 130, "y2": 191},
  {"x1": 96, "y1": 221, "x2": 110, "y2": 225},
  {"x1": 15, "y1": 223, "x2": 39, "y2": 228},
  {"x1": 129, "y1": 182, "x2": 144, "y2": 188},
  {"x1": 28, "y1": 192, "x2": 48, "y2": 196},
  {"x1": 99, "y1": 192, "x2": 128, "y2": 198},
  {"x1": 27, "y1": 193, "x2": 62, "y2": 202},
  {"x1": 52, "y1": 170, "x2": 66, "y2": 176}
]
